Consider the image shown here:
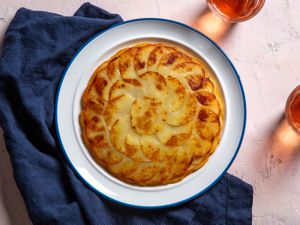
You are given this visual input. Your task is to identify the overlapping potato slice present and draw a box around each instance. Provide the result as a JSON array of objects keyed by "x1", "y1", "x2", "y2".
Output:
[
  {"x1": 198, "y1": 77, "x2": 215, "y2": 92},
  {"x1": 184, "y1": 65, "x2": 206, "y2": 91},
  {"x1": 144, "y1": 164, "x2": 171, "y2": 185},
  {"x1": 110, "y1": 115, "x2": 132, "y2": 155},
  {"x1": 147, "y1": 46, "x2": 177, "y2": 71},
  {"x1": 157, "y1": 51, "x2": 192, "y2": 76},
  {"x1": 82, "y1": 71, "x2": 108, "y2": 112},
  {"x1": 140, "y1": 72, "x2": 167, "y2": 103},
  {"x1": 165, "y1": 76, "x2": 186, "y2": 112},
  {"x1": 107, "y1": 57, "x2": 121, "y2": 81},
  {"x1": 104, "y1": 94, "x2": 135, "y2": 128},
  {"x1": 118, "y1": 47, "x2": 139, "y2": 79},
  {"x1": 131, "y1": 96, "x2": 166, "y2": 135},
  {"x1": 109, "y1": 78, "x2": 144, "y2": 100},
  {"x1": 197, "y1": 108, "x2": 221, "y2": 140},
  {"x1": 196, "y1": 91, "x2": 220, "y2": 115},
  {"x1": 165, "y1": 92, "x2": 196, "y2": 126},
  {"x1": 81, "y1": 107, "x2": 109, "y2": 149},
  {"x1": 139, "y1": 135, "x2": 167, "y2": 161},
  {"x1": 101, "y1": 58, "x2": 122, "y2": 101},
  {"x1": 91, "y1": 146, "x2": 123, "y2": 165},
  {"x1": 109, "y1": 158, "x2": 139, "y2": 182},
  {"x1": 156, "y1": 122, "x2": 193, "y2": 147},
  {"x1": 128, "y1": 162, "x2": 160, "y2": 183},
  {"x1": 80, "y1": 43, "x2": 224, "y2": 186},
  {"x1": 184, "y1": 133, "x2": 212, "y2": 158},
  {"x1": 169, "y1": 147, "x2": 193, "y2": 177},
  {"x1": 124, "y1": 128, "x2": 145, "y2": 162},
  {"x1": 134, "y1": 45, "x2": 157, "y2": 75}
]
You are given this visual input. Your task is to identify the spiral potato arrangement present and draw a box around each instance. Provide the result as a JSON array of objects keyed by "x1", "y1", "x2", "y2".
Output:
[{"x1": 80, "y1": 43, "x2": 224, "y2": 186}]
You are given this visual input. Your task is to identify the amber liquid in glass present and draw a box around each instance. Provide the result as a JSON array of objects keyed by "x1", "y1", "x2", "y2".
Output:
[
  {"x1": 286, "y1": 86, "x2": 300, "y2": 134},
  {"x1": 208, "y1": 0, "x2": 265, "y2": 22}
]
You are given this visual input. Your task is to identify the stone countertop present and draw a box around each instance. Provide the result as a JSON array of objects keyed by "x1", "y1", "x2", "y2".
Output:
[{"x1": 1, "y1": 1, "x2": 300, "y2": 224}]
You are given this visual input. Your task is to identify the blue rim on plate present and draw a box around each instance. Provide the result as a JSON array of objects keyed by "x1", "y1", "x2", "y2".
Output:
[{"x1": 55, "y1": 18, "x2": 247, "y2": 209}]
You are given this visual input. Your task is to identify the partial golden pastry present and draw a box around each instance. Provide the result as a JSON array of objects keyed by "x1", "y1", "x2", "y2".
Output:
[{"x1": 80, "y1": 43, "x2": 224, "y2": 186}]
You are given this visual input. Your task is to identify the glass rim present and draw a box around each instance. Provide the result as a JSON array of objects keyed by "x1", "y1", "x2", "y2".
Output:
[
  {"x1": 285, "y1": 85, "x2": 300, "y2": 135},
  {"x1": 207, "y1": 0, "x2": 266, "y2": 23}
]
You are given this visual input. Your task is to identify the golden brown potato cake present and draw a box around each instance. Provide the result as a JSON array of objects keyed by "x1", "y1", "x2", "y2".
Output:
[{"x1": 80, "y1": 43, "x2": 224, "y2": 186}]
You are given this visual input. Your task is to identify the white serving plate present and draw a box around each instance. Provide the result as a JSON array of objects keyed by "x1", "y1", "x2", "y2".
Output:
[{"x1": 55, "y1": 18, "x2": 246, "y2": 208}]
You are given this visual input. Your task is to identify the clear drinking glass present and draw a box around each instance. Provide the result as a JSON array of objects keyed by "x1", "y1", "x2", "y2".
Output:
[
  {"x1": 207, "y1": 0, "x2": 265, "y2": 22},
  {"x1": 285, "y1": 86, "x2": 300, "y2": 135}
]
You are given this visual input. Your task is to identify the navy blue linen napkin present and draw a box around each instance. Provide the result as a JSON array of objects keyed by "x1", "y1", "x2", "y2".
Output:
[{"x1": 0, "y1": 3, "x2": 253, "y2": 225}]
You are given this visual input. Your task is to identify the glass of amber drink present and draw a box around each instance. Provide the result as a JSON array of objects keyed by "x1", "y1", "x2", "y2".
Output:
[
  {"x1": 286, "y1": 86, "x2": 300, "y2": 135},
  {"x1": 207, "y1": 0, "x2": 265, "y2": 22}
]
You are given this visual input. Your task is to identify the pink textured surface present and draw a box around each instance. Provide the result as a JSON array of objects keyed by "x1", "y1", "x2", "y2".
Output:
[{"x1": 1, "y1": 1, "x2": 300, "y2": 224}]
